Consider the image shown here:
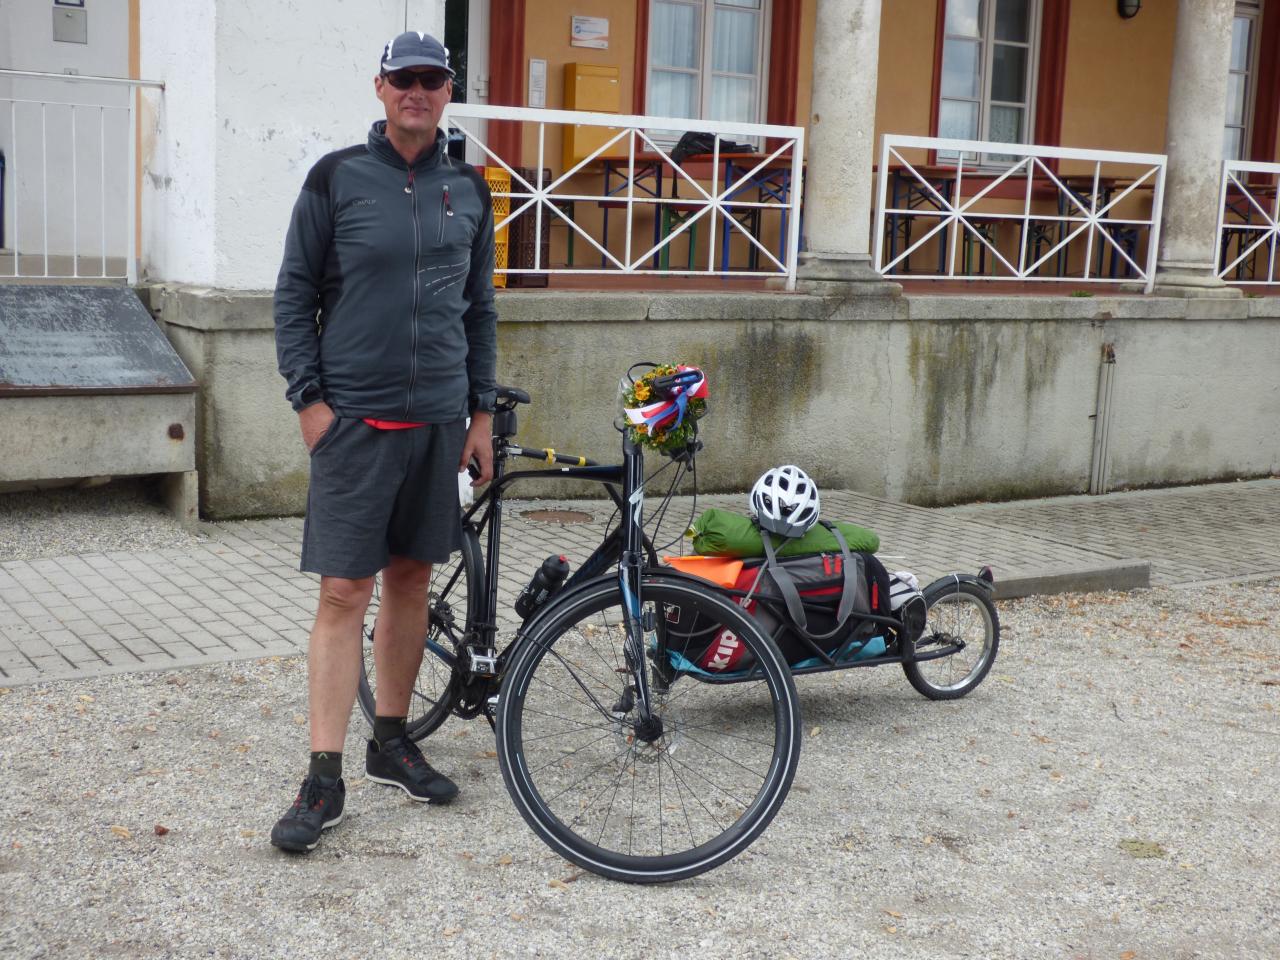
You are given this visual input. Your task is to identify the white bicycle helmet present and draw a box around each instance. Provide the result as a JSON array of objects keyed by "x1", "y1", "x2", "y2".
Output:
[{"x1": 749, "y1": 465, "x2": 820, "y2": 538}]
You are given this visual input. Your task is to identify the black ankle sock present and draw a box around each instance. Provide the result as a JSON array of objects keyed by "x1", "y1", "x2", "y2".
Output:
[
  {"x1": 309, "y1": 750, "x2": 342, "y2": 781},
  {"x1": 373, "y1": 715, "x2": 408, "y2": 745}
]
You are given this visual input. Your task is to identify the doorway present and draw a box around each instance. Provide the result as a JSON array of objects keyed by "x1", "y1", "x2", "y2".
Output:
[{"x1": 445, "y1": 0, "x2": 489, "y2": 164}]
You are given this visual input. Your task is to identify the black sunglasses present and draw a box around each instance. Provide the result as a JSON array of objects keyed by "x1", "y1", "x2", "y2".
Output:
[{"x1": 383, "y1": 70, "x2": 449, "y2": 91}]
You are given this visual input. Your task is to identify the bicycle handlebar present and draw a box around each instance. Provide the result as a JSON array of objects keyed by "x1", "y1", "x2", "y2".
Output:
[
  {"x1": 649, "y1": 369, "x2": 702, "y2": 399},
  {"x1": 509, "y1": 444, "x2": 598, "y2": 467}
]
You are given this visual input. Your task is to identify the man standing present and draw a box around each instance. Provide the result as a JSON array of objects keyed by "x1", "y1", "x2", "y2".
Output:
[{"x1": 270, "y1": 31, "x2": 497, "y2": 853}]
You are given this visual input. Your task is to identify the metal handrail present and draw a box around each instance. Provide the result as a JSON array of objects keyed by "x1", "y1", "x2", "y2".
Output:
[{"x1": 0, "y1": 69, "x2": 164, "y2": 89}]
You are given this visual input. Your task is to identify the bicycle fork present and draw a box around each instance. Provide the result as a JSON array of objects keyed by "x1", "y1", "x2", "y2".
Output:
[{"x1": 617, "y1": 437, "x2": 662, "y2": 739}]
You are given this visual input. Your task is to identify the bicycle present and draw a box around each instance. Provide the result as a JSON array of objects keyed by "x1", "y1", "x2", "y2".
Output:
[{"x1": 357, "y1": 370, "x2": 802, "y2": 884}]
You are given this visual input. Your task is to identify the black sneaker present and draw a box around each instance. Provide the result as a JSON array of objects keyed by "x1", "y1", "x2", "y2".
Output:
[
  {"x1": 365, "y1": 736, "x2": 459, "y2": 804},
  {"x1": 270, "y1": 774, "x2": 345, "y2": 852}
]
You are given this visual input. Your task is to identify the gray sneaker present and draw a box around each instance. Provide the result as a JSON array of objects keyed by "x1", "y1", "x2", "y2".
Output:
[
  {"x1": 365, "y1": 736, "x2": 459, "y2": 804},
  {"x1": 270, "y1": 775, "x2": 346, "y2": 852}
]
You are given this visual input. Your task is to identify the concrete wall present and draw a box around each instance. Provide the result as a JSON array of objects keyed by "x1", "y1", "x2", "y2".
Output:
[
  {"x1": 138, "y1": 0, "x2": 445, "y2": 289},
  {"x1": 0, "y1": 0, "x2": 131, "y2": 259},
  {"x1": 0, "y1": 392, "x2": 194, "y2": 483},
  {"x1": 147, "y1": 284, "x2": 1280, "y2": 518}
]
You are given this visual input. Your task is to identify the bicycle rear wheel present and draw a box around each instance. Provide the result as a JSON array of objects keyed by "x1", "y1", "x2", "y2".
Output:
[
  {"x1": 357, "y1": 525, "x2": 483, "y2": 740},
  {"x1": 495, "y1": 573, "x2": 801, "y2": 883}
]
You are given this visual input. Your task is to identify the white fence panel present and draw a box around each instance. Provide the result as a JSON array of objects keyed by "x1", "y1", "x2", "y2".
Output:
[
  {"x1": 1216, "y1": 160, "x2": 1280, "y2": 284},
  {"x1": 442, "y1": 103, "x2": 806, "y2": 289},
  {"x1": 874, "y1": 134, "x2": 1167, "y2": 293},
  {"x1": 0, "y1": 70, "x2": 162, "y2": 283}
]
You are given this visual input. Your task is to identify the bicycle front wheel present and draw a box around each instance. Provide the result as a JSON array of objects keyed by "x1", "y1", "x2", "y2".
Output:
[
  {"x1": 495, "y1": 573, "x2": 801, "y2": 884},
  {"x1": 357, "y1": 525, "x2": 483, "y2": 739}
]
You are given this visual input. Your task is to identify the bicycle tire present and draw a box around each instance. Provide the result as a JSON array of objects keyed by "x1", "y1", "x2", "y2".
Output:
[
  {"x1": 495, "y1": 572, "x2": 802, "y2": 884},
  {"x1": 902, "y1": 579, "x2": 1000, "y2": 700},
  {"x1": 357, "y1": 524, "x2": 484, "y2": 740}
]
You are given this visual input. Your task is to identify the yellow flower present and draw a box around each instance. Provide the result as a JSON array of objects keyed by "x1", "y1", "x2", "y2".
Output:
[
  {"x1": 634, "y1": 382, "x2": 651, "y2": 402},
  {"x1": 635, "y1": 423, "x2": 648, "y2": 434}
]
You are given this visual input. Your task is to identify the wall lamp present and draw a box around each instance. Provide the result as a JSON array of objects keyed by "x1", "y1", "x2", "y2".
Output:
[{"x1": 1118, "y1": 0, "x2": 1141, "y2": 18}]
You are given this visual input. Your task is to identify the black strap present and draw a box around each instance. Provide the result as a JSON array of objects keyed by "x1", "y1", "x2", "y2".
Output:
[
  {"x1": 822, "y1": 520, "x2": 859, "y2": 628},
  {"x1": 761, "y1": 531, "x2": 809, "y2": 631},
  {"x1": 760, "y1": 521, "x2": 860, "y2": 642}
]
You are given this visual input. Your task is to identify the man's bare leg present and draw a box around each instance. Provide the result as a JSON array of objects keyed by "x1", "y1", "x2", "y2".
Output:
[
  {"x1": 308, "y1": 574, "x2": 376, "y2": 752},
  {"x1": 372, "y1": 555, "x2": 433, "y2": 717},
  {"x1": 365, "y1": 555, "x2": 458, "y2": 802}
]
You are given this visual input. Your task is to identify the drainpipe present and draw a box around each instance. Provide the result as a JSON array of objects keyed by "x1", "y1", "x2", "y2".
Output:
[{"x1": 1089, "y1": 343, "x2": 1117, "y2": 495}]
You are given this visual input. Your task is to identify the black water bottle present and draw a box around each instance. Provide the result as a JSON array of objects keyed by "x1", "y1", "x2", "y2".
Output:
[{"x1": 515, "y1": 554, "x2": 571, "y2": 619}]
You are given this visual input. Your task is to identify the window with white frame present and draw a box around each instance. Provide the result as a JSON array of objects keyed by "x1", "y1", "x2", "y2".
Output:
[
  {"x1": 1225, "y1": 0, "x2": 1262, "y2": 161},
  {"x1": 937, "y1": 0, "x2": 1040, "y2": 162},
  {"x1": 648, "y1": 0, "x2": 768, "y2": 128}
]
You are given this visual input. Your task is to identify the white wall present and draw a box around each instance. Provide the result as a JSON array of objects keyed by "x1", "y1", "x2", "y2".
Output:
[
  {"x1": 141, "y1": 0, "x2": 445, "y2": 289},
  {"x1": 0, "y1": 0, "x2": 131, "y2": 263}
]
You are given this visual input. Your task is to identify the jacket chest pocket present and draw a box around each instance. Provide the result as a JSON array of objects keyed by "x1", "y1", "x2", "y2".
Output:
[{"x1": 427, "y1": 183, "x2": 477, "y2": 250}]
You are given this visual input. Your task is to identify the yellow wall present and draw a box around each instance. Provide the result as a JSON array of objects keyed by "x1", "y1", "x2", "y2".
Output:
[
  {"x1": 874, "y1": 1, "x2": 938, "y2": 156},
  {"x1": 872, "y1": 1, "x2": 1181, "y2": 162},
  {"x1": 522, "y1": 0, "x2": 637, "y2": 166},
  {"x1": 1059, "y1": 1, "x2": 1176, "y2": 156}
]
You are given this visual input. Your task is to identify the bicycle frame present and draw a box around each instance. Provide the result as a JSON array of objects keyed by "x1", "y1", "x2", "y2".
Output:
[{"x1": 455, "y1": 422, "x2": 663, "y2": 721}]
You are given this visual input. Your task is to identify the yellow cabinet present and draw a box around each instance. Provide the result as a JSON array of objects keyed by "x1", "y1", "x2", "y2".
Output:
[{"x1": 563, "y1": 63, "x2": 621, "y2": 168}]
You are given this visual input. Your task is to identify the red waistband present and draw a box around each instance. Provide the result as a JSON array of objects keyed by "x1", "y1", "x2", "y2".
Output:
[{"x1": 362, "y1": 418, "x2": 427, "y2": 430}]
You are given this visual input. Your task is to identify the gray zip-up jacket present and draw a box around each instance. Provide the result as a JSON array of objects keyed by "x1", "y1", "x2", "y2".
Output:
[{"x1": 274, "y1": 122, "x2": 497, "y2": 421}]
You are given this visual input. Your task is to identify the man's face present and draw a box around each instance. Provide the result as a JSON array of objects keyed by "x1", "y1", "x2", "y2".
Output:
[{"x1": 375, "y1": 67, "x2": 453, "y2": 139}]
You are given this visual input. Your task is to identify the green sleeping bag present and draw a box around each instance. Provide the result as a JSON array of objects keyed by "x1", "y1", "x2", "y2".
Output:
[{"x1": 689, "y1": 508, "x2": 880, "y2": 558}]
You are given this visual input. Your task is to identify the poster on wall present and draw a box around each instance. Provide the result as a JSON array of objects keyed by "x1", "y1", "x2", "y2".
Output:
[{"x1": 570, "y1": 16, "x2": 609, "y2": 49}]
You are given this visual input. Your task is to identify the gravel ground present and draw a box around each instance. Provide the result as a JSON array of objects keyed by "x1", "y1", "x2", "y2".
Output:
[
  {"x1": 2, "y1": 580, "x2": 1277, "y2": 959},
  {"x1": 0, "y1": 480, "x2": 206, "y2": 562}
]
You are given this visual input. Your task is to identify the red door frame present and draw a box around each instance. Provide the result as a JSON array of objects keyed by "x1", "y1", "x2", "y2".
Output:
[
  {"x1": 489, "y1": 0, "x2": 526, "y2": 165},
  {"x1": 1251, "y1": 2, "x2": 1280, "y2": 163}
]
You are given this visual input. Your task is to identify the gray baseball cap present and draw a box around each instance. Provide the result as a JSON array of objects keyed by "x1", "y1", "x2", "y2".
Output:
[{"x1": 380, "y1": 31, "x2": 454, "y2": 76}]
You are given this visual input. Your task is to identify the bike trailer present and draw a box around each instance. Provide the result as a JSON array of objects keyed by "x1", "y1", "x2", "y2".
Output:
[{"x1": 661, "y1": 525, "x2": 916, "y2": 677}]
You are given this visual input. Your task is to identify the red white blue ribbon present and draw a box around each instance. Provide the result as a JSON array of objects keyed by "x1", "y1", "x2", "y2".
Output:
[{"x1": 624, "y1": 366, "x2": 708, "y2": 432}]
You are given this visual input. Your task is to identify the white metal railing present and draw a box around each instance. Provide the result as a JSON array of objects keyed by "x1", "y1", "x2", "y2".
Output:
[
  {"x1": 0, "y1": 70, "x2": 164, "y2": 284},
  {"x1": 1216, "y1": 160, "x2": 1280, "y2": 284},
  {"x1": 874, "y1": 134, "x2": 1168, "y2": 293},
  {"x1": 442, "y1": 103, "x2": 806, "y2": 289}
]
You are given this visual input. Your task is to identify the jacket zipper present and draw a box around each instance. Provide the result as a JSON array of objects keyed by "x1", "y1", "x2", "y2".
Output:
[
  {"x1": 405, "y1": 167, "x2": 420, "y2": 418},
  {"x1": 438, "y1": 184, "x2": 452, "y2": 244}
]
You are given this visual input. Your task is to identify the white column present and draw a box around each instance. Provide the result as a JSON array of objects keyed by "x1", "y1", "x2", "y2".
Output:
[
  {"x1": 1153, "y1": 0, "x2": 1241, "y2": 297},
  {"x1": 139, "y1": 0, "x2": 444, "y2": 290},
  {"x1": 795, "y1": 0, "x2": 900, "y2": 296}
]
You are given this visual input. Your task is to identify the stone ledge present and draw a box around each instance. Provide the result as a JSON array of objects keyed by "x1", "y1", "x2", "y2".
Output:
[
  {"x1": 992, "y1": 559, "x2": 1152, "y2": 600},
  {"x1": 141, "y1": 280, "x2": 1280, "y2": 328}
]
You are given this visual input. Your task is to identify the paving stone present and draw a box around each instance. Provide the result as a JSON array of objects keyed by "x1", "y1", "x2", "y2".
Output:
[{"x1": 6, "y1": 479, "x2": 1279, "y2": 686}]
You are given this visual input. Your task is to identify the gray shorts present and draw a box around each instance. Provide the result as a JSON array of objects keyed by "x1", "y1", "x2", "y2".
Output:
[{"x1": 300, "y1": 417, "x2": 466, "y2": 579}]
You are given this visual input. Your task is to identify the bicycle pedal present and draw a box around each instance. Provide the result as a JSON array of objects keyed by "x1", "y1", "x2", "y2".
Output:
[{"x1": 468, "y1": 650, "x2": 499, "y2": 675}]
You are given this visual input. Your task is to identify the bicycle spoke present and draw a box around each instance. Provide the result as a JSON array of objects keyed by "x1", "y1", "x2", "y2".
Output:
[
  {"x1": 527, "y1": 729, "x2": 619, "y2": 777},
  {"x1": 542, "y1": 740, "x2": 636, "y2": 807},
  {"x1": 662, "y1": 750, "x2": 752, "y2": 814},
  {"x1": 660, "y1": 749, "x2": 730, "y2": 835},
  {"x1": 675, "y1": 728, "x2": 769, "y2": 780},
  {"x1": 593, "y1": 742, "x2": 635, "y2": 850}
]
